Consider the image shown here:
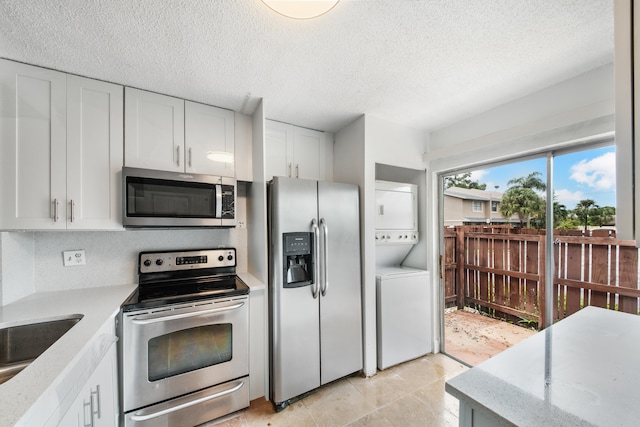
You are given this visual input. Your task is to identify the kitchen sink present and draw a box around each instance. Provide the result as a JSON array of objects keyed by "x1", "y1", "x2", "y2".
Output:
[{"x1": 0, "y1": 314, "x2": 84, "y2": 385}]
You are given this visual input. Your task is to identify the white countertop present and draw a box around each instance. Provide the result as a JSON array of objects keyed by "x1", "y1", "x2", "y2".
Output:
[
  {"x1": 0, "y1": 284, "x2": 136, "y2": 427},
  {"x1": 445, "y1": 306, "x2": 640, "y2": 426},
  {"x1": 237, "y1": 271, "x2": 266, "y2": 291}
]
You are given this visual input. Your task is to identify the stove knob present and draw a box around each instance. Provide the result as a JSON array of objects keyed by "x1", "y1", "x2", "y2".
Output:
[
  {"x1": 143, "y1": 259, "x2": 152, "y2": 267},
  {"x1": 218, "y1": 255, "x2": 224, "y2": 262},
  {"x1": 227, "y1": 255, "x2": 233, "y2": 261},
  {"x1": 155, "y1": 259, "x2": 163, "y2": 266}
]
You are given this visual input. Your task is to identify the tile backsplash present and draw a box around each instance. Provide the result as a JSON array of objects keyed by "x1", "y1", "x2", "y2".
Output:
[{"x1": 0, "y1": 227, "x2": 248, "y2": 305}]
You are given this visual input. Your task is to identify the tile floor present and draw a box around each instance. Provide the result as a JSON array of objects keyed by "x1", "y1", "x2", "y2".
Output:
[{"x1": 206, "y1": 353, "x2": 468, "y2": 427}]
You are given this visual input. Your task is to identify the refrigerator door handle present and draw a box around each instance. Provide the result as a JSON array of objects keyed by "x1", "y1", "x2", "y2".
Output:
[
  {"x1": 320, "y1": 218, "x2": 329, "y2": 296},
  {"x1": 311, "y1": 219, "x2": 320, "y2": 299}
]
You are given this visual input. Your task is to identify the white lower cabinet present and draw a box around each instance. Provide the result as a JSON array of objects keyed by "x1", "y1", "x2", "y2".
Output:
[{"x1": 58, "y1": 342, "x2": 118, "y2": 427}]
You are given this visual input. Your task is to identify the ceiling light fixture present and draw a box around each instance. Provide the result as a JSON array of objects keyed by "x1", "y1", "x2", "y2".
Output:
[{"x1": 261, "y1": 0, "x2": 340, "y2": 20}]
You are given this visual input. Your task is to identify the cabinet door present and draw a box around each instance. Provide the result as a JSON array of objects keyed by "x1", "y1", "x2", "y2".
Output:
[
  {"x1": 265, "y1": 120, "x2": 294, "y2": 181},
  {"x1": 67, "y1": 76, "x2": 124, "y2": 230},
  {"x1": 124, "y1": 87, "x2": 184, "y2": 172},
  {"x1": 293, "y1": 126, "x2": 322, "y2": 180},
  {"x1": 185, "y1": 101, "x2": 235, "y2": 176},
  {"x1": 57, "y1": 342, "x2": 118, "y2": 427},
  {"x1": 0, "y1": 59, "x2": 67, "y2": 230}
]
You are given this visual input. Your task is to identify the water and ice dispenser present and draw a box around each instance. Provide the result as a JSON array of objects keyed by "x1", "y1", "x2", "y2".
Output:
[{"x1": 282, "y1": 232, "x2": 314, "y2": 288}]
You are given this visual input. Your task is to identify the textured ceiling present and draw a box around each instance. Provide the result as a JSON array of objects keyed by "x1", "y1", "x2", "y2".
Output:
[{"x1": 0, "y1": 0, "x2": 613, "y2": 133}]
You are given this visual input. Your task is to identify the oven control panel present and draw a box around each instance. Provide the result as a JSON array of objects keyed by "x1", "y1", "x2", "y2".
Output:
[{"x1": 139, "y1": 248, "x2": 236, "y2": 273}]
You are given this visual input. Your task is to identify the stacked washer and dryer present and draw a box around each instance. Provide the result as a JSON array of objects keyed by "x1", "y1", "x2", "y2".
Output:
[{"x1": 375, "y1": 180, "x2": 432, "y2": 370}]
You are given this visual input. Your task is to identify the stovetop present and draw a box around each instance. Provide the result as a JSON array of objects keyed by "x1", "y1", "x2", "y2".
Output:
[{"x1": 122, "y1": 248, "x2": 249, "y2": 312}]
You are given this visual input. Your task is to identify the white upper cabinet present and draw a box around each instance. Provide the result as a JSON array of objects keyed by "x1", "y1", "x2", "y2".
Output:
[
  {"x1": 265, "y1": 120, "x2": 332, "y2": 181},
  {"x1": 0, "y1": 59, "x2": 123, "y2": 230},
  {"x1": 0, "y1": 60, "x2": 67, "y2": 229},
  {"x1": 185, "y1": 100, "x2": 235, "y2": 176},
  {"x1": 292, "y1": 126, "x2": 322, "y2": 180},
  {"x1": 265, "y1": 120, "x2": 294, "y2": 180},
  {"x1": 66, "y1": 75, "x2": 124, "y2": 230},
  {"x1": 124, "y1": 87, "x2": 185, "y2": 172},
  {"x1": 125, "y1": 88, "x2": 235, "y2": 176}
]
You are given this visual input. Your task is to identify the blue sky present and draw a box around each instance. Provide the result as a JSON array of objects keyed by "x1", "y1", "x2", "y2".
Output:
[{"x1": 469, "y1": 145, "x2": 616, "y2": 210}]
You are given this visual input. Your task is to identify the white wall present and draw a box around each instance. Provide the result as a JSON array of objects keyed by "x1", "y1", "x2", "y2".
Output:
[
  {"x1": 334, "y1": 116, "x2": 374, "y2": 374},
  {"x1": 1, "y1": 232, "x2": 35, "y2": 305},
  {"x1": 335, "y1": 114, "x2": 432, "y2": 376},
  {"x1": 367, "y1": 117, "x2": 428, "y2": 270},
  {"x1": 426, "y1": 63, "x2": 615, "y2": 172},
  {"x1": 247, "y1": 100, "x2": 267, "y2": 284}
]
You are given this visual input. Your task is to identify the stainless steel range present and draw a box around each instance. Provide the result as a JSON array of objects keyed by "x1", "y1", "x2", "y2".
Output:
[{"x1": 117, "y1": 248, "x2": 250, "y2": 427}]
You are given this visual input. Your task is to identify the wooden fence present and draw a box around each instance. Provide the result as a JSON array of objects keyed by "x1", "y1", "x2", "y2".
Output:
[{"x1": 443, "y1": 226, "x2": 640, "y2": 329}]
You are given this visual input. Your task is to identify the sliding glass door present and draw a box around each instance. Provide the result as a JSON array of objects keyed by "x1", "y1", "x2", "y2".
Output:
[{"x1": 439, "y1": 142, "x2": 623, "y2": 365}]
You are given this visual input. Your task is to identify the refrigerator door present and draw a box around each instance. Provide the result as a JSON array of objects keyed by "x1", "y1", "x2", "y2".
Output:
[
  {"x1": 318, "y1": 181, "x2": 363, "y2": 385},
  {"x1": 269, "y1": 177, "x2": 321, "y2": 404}
]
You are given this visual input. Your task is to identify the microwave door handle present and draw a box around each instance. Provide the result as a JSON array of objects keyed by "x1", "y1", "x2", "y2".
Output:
[
  {"x1": 130, "y1": 380, "x2": 245, "y2": 422},
  {"x1": 216, "y1": 184, "x2": 223, "y2": 218},
  {"x1": 131, "y1": 301, "x2": 245, "y2": 324}
]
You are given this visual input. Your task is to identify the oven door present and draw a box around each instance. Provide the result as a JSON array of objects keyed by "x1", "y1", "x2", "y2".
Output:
[{"x1": 120, "y1": 296, "x2": 249, "y2": 413}]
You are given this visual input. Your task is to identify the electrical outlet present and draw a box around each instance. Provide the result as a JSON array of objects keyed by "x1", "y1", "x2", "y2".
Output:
[{"x1": 63, "y1": 250, "x2": 86, "y2": 267}]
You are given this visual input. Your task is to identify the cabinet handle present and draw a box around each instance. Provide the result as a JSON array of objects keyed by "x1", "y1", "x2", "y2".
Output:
[
  {"x1": 188, "y1": 147, "x2": 192, "y2": 167},
  {"x1": 83, "y1": 398, "x2": 93, "y2": 427},
  {"x1": 288, "y1": 162, "x2": 292, "y2": 177},
  {"x1": 70, "y1": 200, "x2": 75, "y2": 223},
  {"x1": 176, "y1": 145, "x2": 181, "y2": 166},
  {"x1": 296, "y1": 164, "x2": 299, "y2": 178},
  {"x1": 52, "y1": 199, "x2": 59, "y2": 222},
  {"x1": 91, "y1": 384, "x2": 101, "y2": 419}
]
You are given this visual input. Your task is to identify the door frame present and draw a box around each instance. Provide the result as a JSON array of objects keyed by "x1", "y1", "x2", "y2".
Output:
[{"x1": 435, "y1": 138, "x2": 615, "y2": 357}]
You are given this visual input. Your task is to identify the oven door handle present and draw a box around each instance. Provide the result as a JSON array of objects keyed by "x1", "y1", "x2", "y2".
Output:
[
  {"x1": 129, "y1": 380, "x2": 245, "y2": 422},
  {"x1": 130, "y1": 301, "x2": 245, "y2": 325}
]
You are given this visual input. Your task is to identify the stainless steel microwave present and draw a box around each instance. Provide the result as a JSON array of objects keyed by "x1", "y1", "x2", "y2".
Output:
[{"x1": 122, "y1": 167, "x2": 236, "y2": 228}]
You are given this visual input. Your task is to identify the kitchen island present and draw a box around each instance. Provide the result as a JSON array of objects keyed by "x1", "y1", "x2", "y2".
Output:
[
  {"x1": 445, "y1": 306, "x2": 640, "y2": 427},
  {"x1": 0, "y1": 284, "x2": 136, "y2": 427}
]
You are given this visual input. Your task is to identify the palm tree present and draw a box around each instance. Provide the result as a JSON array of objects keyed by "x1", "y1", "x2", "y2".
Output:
[
  {"x1": 499, "y1": 172, "x2": 546, "y2": 228},
  {"x1": 535, "y1": 198, "x2": 568, "y2": 229},
  {"x1": 499, "y1": 187, "x2": 544, "y2": 228},
  {"x1": 574, "y1": 199, "x2": 599, "y2": 232},
  {"x1": 507, "y1": 171, "x2": 546, "y2": 192}
]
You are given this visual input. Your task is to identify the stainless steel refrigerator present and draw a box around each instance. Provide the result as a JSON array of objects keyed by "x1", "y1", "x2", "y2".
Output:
[{"x1": 268, "y1": 176, "x2": 363, "y2": 411}]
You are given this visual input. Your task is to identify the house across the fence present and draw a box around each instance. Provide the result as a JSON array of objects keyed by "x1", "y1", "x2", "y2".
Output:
[{"x1": 444, "y1": 187, "x2": 519, "y2": 226}]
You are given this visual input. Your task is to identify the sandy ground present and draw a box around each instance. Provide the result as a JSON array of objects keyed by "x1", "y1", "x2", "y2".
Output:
[{"x1": 444, "y1": 308, "x2": 537, "y2": 366}]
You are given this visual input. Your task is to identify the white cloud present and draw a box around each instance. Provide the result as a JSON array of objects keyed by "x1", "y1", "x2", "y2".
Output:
[
  {"x1": 470, "y1": 169, "x2": 489, "y2": 181},
  {"x1": 569, "y1": 152, "x2": 616, "y2": 190},
  {"x1": 555, "y1": 189, "x2": 585, "y2": 207}
]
